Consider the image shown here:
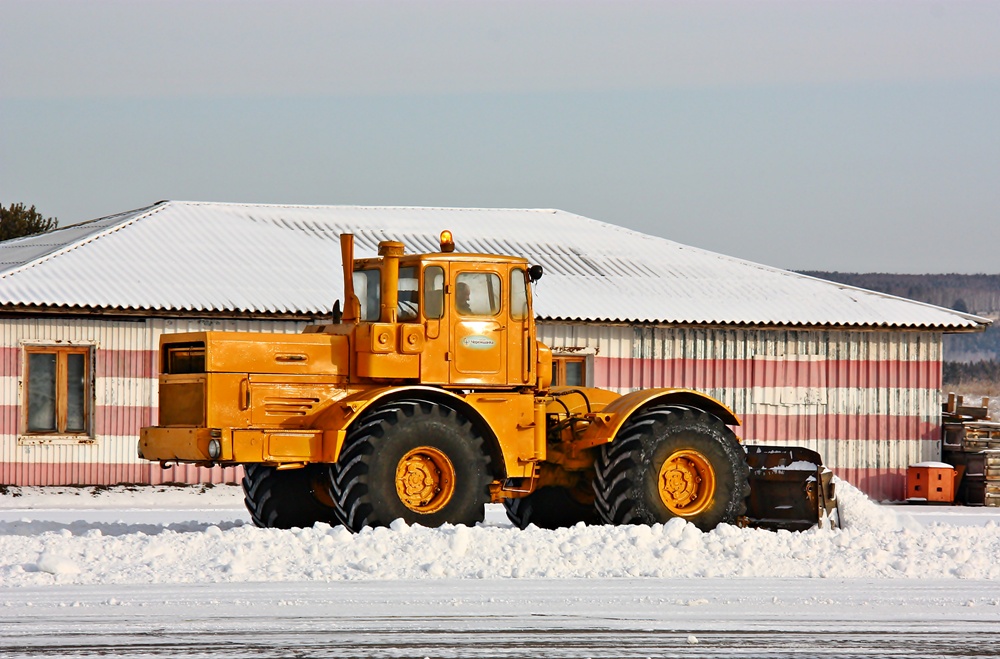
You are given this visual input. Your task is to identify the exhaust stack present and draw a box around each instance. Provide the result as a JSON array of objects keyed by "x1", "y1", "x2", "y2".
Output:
[{"x1": 340, "y1": 234, "x2": 361, "y2": 323}]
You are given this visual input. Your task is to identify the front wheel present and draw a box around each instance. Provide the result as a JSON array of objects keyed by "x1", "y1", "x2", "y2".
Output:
[
  {"x1": 327, "y1": 400, "x2": 492, "y2": 532},
  {"x1": 593, "y1": 406, "x2": 749, "y2": 531}
]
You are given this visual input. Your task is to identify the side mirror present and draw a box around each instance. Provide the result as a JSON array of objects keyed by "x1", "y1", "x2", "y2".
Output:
[{"x1": 528, "y1": 265, "x2": 544, "y2": 283}]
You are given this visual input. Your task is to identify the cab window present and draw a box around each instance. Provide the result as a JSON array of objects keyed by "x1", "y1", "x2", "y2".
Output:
[
  {"x1": 423, "y1": 266, "x2": 445, "y2": 320},
  {"x1": 398, "y1": 266, "x2": 419, "y2": 321},
  {"x1": 353, "y1": 269, "x2": 381, "y2": 321},
  {"x1": 510, "y1": 268, "x2": 529, "y2": 321},
  {"x1": 455, "y1": 272, "x2": 501, "y2": 317}
]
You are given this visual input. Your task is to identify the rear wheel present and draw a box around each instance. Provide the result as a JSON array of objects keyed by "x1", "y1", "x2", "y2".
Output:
[
  {"x1": 593, "y1": 406, "x2": 749, "y2": 531},
  {"x1": 242, "y1": 463, "x2": 339, "y2": 529},
  {"x1": 504, "y1": 486, "x2": 601, "y2": 530},
  {"x1": 327, "y1": 400, "x2": 492, "y2": 532}
]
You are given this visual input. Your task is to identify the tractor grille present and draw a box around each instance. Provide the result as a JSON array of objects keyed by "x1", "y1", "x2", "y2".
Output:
[{"x1": 263, "y1": 397, "x2": 322, "y2": 417}]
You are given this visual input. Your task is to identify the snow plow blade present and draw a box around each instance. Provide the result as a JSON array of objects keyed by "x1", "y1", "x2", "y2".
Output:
[{"x1": 743, "y1": 445, "x2": 840, "y2": 531}]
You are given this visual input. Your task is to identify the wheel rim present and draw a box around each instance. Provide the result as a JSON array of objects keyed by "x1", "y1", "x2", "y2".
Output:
[
  {"x1": 657, "y1": 449, "x2": 716, "y2": 516},
  {"x1": 395, "y1": 446, "x2": 456, "y2": 514}
]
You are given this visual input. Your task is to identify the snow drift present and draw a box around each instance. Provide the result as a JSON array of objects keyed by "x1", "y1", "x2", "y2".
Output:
[{"x1": 1, "y1": 479, "x2": 998, "y2": 588}]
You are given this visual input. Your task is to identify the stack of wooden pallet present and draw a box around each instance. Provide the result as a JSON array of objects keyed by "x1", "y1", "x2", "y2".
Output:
[{"x1": 942, "y1": 394, "x2": 1000, "y2": 507}]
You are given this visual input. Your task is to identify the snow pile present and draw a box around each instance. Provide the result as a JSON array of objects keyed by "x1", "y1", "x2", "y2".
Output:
[
  {"x1": 835, "y1": 476, "x2": 921, "y2": 533},
  {"x1": 1, "y1": 480, "x2": 999, "y2": 588}
]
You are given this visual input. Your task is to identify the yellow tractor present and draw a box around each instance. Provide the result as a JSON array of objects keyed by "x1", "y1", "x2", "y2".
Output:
[{"x1": 140, "y1": 231, "x2": 837, "y2": 532}]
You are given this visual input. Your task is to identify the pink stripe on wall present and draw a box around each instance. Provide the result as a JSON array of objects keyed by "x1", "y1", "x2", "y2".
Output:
[
  {"x1": 834, "y1": 467, "x2": 907, "y2": 503},
  {"x1": 96, "y1": 349, "x2": 158, "y2": 379},
  {"x1": 742, "y1": 414, "x2": 939, "y2": 443},
  {"x1": 0, "y1": 348, "x2": 159, "y2": 379},
  {"x1": 1, "y1": 346, "x2": 20, "y2": 377},
  {"x1": 594, "y1": 355, "x2": 751, "y2": 390},
  {"x1": 1, "y1": 405, "x2": 156, "y2": 437},
  {"x1": 0, "y1": 461, "x2": 244, "y2": 486},
  {"x1": 593, "y1": 356, "x2": 941, "y2": 390},
  {"x1": 95, "y1": 405, "x2": 155, "y2": 436},
  {"x1": 0, "y1": 403, "x2": 16, "y2": 435}
]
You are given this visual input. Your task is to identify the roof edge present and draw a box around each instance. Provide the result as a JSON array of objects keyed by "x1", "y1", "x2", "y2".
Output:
[
  {"x1": 783, "y1": 270, "x2": 993, "y2": 329},
  {"x1": 0, "y1": 201, "x2": 170, "y2": 280},
  {"x1": 537, "y1": 316, "x2": 990, "y2": 333},
  {"x1": 168, "y1": 200, "x2": 563, "y2": 215},
  {"x1": 0, "y1": 303, "x2": 327, "y2": 322}
]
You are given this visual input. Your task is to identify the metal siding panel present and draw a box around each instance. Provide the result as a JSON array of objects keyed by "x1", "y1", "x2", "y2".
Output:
[
  {"x1": 538, "y1": 322, "x2": 942, "y2": 500},
  {"x1": 0, "y1": 316, "x2": 305, "y2": 486},
  {"x1": 2, "y1": 316, "x2": 946, "y2": 499}
]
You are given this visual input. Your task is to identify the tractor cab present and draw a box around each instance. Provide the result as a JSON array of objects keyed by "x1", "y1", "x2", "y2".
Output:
[{"x1": 333, "y1": 231, "x2": 545, "y2": 389}]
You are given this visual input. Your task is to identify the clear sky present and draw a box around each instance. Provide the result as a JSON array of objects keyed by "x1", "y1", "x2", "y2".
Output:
[{"x1": 2, "y1": 0, "x2": 998, "y2": 274}]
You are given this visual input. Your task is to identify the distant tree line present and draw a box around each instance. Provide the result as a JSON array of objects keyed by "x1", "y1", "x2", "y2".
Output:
[
  {"x1": 1, "y1": 202, "x2": 59, "y2": 241},
  {"x1": 944, "y1": 326, "x2": 1000, "y2": 362},
  {"x1": 943, "y1": 360, "x2": 1000, "y2": 386}
]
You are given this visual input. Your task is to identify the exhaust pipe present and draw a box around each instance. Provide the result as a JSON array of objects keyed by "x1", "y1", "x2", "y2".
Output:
[{"x1": 340, "y1": 234, "x2": 361, "y2": 323}]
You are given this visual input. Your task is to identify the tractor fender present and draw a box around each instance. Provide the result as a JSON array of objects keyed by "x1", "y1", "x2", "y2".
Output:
[
  {"x1": 314, "y1": 385, "x2": 505, "y2": 475},
  {"x1": 576, "y1": 388, "x2": 741, "y2": 450}
]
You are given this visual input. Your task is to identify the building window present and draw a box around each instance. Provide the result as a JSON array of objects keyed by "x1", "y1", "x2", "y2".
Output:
[
  {"x1": 552, "y1": 356, "x2": 587, "y2": 387},
  {"x1": 23, "y1": 346, "x2": 93, "y2": 436}
]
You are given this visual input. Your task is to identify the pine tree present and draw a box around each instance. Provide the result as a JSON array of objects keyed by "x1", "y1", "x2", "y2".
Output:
[{"x1": 0, "y1": 202, "x2": 59, "y2": 241}]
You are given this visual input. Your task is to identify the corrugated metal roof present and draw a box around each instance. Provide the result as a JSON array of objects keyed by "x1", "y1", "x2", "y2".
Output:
[{"x1": 0, "y1": 200, "x2": 989, "y2": 330}]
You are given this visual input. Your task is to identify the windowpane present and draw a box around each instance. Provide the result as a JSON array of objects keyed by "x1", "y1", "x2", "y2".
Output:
[
  {"x1": 423, "y1": 266, "x2": 445, "y2": 319},
  {"x1": 66, "y1": 353, "x2": 87, "y2": 432},
  {"x1": 565, "y1": 360, "x2": 584, "y2": 386},
  {"x1": 27, "y1": 353, "x2": 57, "y2": 432},
  {"x1": 456, "y1": 272, "x2": 501, "y2": 317},
  {"x1": 397, "y1": 266, "x2": 419, "y2": 321},
  {"x1": 510, "y1": 269, "x2": 529, "y2": 321},
  {"x1": 166, "y1": 344, "x2": 205, "y2": 374},
  {"x1": 552, "y1": 357, "x2": 586, "y2": 387},
  {"x1": 353, "y1": 269, "x2": 381, "y2": 321}
]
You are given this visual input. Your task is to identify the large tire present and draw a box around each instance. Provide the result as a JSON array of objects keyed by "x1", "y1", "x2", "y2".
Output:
[
  {"x1": 593, "y1": 405, "x2": 749, "y2": 532},
  {"x1": 327, "y1": 400, "x2": 492, "y2": 532},
  {"x1": 504, "y1": 486, "x2": 601, "y2": 530},
  {"x1": 242, "y1": 463, "x2": 340, "y2": 529}
]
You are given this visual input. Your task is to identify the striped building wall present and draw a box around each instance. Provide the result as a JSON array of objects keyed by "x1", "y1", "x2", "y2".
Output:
[
  {"x1": 2, "y1": 316, "x2": 944, "y2": 501},
  {"x1": 0, "y1": 316, "x2": 305, "y2": 486},
  {"x1": 538, "y1": 322, "x2": 943, "y2": 501}
]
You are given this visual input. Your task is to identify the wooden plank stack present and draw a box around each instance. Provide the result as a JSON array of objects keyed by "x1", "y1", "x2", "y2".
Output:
[{"x1": 942, "y1": 394, "x2": 1000, "y2": 507}]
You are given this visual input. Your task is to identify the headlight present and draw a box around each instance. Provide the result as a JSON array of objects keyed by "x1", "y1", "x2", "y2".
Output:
[{"x1": 208, "y1": 438, "x2": 222, "y2": 459}]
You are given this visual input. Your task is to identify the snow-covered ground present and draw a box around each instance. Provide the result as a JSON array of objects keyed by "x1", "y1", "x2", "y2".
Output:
[{"x1": 2, "y1": 482, "x2": 999, "y2": 657}]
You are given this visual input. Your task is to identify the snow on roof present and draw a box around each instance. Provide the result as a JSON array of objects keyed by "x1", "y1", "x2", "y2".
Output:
[{"x1": 0, "y1": 200, "x2": 988, "y2": 330}]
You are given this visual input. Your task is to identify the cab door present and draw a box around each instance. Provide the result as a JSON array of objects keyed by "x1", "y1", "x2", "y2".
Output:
[
  {"x1": 450, "y1": 267, "x2": 506, "y2": 385},
  {"x1": 419, "y1": 264, "x2": 449, "y2": 384}
]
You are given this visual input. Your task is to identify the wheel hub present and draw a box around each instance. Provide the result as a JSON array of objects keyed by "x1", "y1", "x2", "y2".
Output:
[
  {"x1": 395, "y1": 446, "x2": 456, "y2": 514},
  {"x1": 657, "y1": 449, "x2": 716, "y2": 516}
]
